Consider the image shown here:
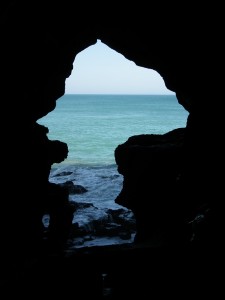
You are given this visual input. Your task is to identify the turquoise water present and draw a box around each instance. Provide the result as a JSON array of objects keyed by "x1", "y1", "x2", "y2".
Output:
[
  {"x1": 38, "y1": 94, "x2": 189, "y2": 244},
  {"x1": 38, "y1": 94, "x2": 189, "y2": 166}
]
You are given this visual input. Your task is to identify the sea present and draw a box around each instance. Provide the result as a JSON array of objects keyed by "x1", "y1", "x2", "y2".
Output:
[{"x1": 38, "y1": 94, "x2": 189, "y2": 248}]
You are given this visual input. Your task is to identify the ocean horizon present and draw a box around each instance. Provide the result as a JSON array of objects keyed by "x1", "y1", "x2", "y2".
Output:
[{"x1": 39, "y1": 94, "x2": 189, "y2": 166}]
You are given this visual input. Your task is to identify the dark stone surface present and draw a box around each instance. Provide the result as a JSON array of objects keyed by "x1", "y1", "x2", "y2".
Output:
[{"x1": 115, "y1": 128, "x2": 189, "y2": 244}]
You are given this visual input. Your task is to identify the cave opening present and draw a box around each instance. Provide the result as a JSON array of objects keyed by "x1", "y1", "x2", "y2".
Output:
[
  {"x1": 1, "y1": 4, "x2": 221, "y2": 298},
  {"x1": 38, "y1": 40, "x2": 189, "y2": 249}
]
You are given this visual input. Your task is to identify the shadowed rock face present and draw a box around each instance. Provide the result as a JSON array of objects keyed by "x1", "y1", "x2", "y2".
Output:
[
  {"x1": 114, "y1": 127, "x2": 216, "y2": 246},
  {"x1": 0, "y1": 2, "x2": 222, "y2": 256},
  {"x1": 114, "y1": 128, "x2": 187, "y2": 244}
]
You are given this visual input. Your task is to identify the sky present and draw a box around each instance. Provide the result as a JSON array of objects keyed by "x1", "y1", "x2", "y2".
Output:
[{"x1": 65, "y1": 39, "x2": 175, "y2": 95}]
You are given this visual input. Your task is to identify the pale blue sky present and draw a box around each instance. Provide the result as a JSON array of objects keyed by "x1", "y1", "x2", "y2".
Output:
[{"x1": 65, "y1": 40, "x2": 175, "y2": 95}]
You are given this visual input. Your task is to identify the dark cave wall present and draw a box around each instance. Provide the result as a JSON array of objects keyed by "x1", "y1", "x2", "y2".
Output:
[
  {"x1": 1, "y1": 2, "x2": 98, "y2": 122},
  {"x1": 0, "y1": 1, "x2": 223, "y2": 255}
]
